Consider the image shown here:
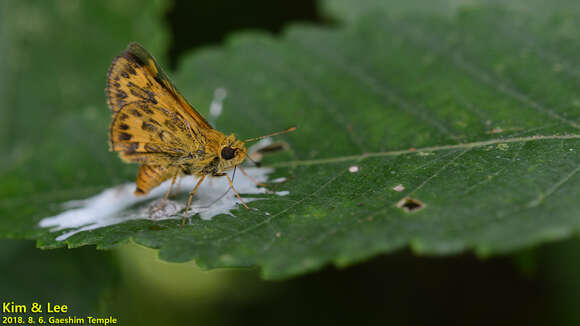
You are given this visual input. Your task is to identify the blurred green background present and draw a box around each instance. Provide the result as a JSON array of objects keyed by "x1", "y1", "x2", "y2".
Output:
[
  {"x1": 4, "y1": 237, "x2": 580, "y2": 325},
  {"x1": 2, "y1": 0, "x2": 580, "y2": 325}
]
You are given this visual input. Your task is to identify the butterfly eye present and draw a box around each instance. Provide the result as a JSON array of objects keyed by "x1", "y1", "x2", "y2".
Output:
[{"x1": 221, "y1": 147, "x2": 236, "y2": 160}]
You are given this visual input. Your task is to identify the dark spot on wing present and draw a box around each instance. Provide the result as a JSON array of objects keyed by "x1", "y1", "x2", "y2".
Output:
[
  {"x1": 141, "y1": 121, "x2": 156, "y2": 132},
  {"x1": 158, "y1": 130, "x2": 171, "y2": 142},
  {"x1": 130, "y1": 89, "x2": 143, "y2": 100},
  {"x1": 116, "y1": 90, "x2": 127, "y2": 99},
  {"x1": 127, "y1": 53, "x2": 146, "y2": 67},
  {"x1": 127, "y1": 81, "x2": 158, "y2": 104},
  {"x1": 119, "y1": 123, "x2": 129, "y2": 130},
  {"x1": 154, "y1": 75, "x2": 165, "y2": 86},
  {"x1": 119, "y1": 113, "x2": 129, "y2": 121},
  {"x1": 145, "y1": 144, "x2": 162, "y2": 152},
  {"x1": 141, "y1": 106, "x2": 154, "y2": 114},
  {"x1": 125, "y1": 142, "x2": 139, "y2": 154},
  {"x1": 118, "y1": 132, "x2": 132, "y2": 141},
  {"x1": 148, "y1": 118, "x2": 161, "y2": 126},
  {"x1": 159, "y1": 109, "x2": 187, "y2": 132},
  {"x1": 121, "y1": 71, "x2": 129, "y2": 78},
  {"x1": 129, "y1": 108, "x2": 142, "y2": 117},
  {"x1": 158, "y1": 107, "x2": 172, "y2": 118},
  {"x1": 164, "y1": 119, "x2": 177, "y2": 131},
  {"x1": 147, "y1": 92, "x2": 158, "y2": 104},
  {"x1": 172, "y1": 113, "x2": 189, "y2": 132}
]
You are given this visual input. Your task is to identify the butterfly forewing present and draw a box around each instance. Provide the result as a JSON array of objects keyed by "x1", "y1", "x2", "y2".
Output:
[
  {"x1": 107, "y1": 42, "x2": 213, "y2": 130},
  {"x1": 106, "y1": 43, "x2": 220, "y2": 195},
  {"x1": 109, "y1": 101, "x2": 196, "y2": 164}
]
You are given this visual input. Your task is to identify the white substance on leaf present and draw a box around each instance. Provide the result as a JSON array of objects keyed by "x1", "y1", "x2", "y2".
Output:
[
  {"x1": 209, "y1": 87, "x2": 227, "y2": 124},
  {"x1": 348, "y1": 165, "x2": 359, "y2": 173},
  {"x1": 393, "y1": 184, "x2": 405, "y2": 192},
  {"x1": 271, "y1": 177, "x2": 287, "y2": 183},
  {"x1": 39, "y1": 167, "x2": 287, "y2": 241}
]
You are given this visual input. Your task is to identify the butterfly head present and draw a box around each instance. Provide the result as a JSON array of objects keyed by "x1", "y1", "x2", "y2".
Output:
[{"x1": 218, "y1": 135, "x2": 247, "y2": 172}]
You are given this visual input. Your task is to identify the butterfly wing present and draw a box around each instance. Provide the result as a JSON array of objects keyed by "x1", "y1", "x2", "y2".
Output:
[
  {"x1": 109, "y1": 101, "x2": 208, "y2": 164},
  {"x1": 107, "y1": 43, "x2": 217, "y2": 195},
  {"x1": 106, "y1": 42, "x2": 213, "y2": 130},
  {"x1": 135, "y1": 165, "x2": 180, "y2": 195}
]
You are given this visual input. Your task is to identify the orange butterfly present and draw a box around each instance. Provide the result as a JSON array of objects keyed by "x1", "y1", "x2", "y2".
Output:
[{"x1": 106, "y1": 42, "x2": 294, "y2": 227}]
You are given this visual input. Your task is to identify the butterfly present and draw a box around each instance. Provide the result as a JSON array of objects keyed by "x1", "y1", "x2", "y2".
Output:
[{"x1": 106, "y1": 42, "x2": 295, "y2": 227}]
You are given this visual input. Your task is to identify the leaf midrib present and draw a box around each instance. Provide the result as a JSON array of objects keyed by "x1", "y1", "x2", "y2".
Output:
[{"x1": 267, "y1": 133, "x2": 580, "y2": 167}]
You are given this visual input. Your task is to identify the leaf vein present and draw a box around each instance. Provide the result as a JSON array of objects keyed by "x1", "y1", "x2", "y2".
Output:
[
  {"x1": 527, "y1": 163, "x2": 580, "y2": 207},
  {"x1": 217, "y1": 169, "x2": 348, "y2": 243},
  {"x1": 407, "y1": 149, "x2": 469, "y2": 196},
  {"x1": 267, "y1": 134, "x2": 580, "y2": 168},
  {"x1": 288, "y1": 37, "x2": 463, "y2": 142},
  {"x1": 395, "y1": 21, "x2": 580, "y2": 130}
]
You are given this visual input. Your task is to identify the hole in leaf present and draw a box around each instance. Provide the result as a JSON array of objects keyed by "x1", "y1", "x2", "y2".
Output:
[
  {"x1": 248, "y1": 141, "x2": 291, "y2": 164},
  {"x1": 396, "y1": 197, "x2": 426, "y2": 213},
  {"x1": 256, "y1": 141, "x2": 289, "y2": 154}
]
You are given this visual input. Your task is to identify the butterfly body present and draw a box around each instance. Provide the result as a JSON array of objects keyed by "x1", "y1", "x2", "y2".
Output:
[{"x1": 106, "y1": 43, "x2": 246, "y2": 196}]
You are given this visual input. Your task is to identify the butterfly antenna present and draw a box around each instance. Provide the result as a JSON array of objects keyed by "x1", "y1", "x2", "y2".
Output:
[{"x1": 244, "y1": 126, "x2": 297, "y2": 143}]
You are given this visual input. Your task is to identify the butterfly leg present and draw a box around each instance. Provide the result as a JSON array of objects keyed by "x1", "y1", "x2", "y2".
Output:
[
  {"x1": 170, "y1": 176, "x2": 182, "y2": 198},
  {"x1": 181, "y1": 175, "x2": 206, "y2": 228},
  {"x1": 226, "y1": 174, "x2": 251, "y2": 210},
  {"x1": 152, "y1": 172, "x2": 178, "y2": 213},
  {"x1": 238, "y1": 166, "x2": 267, "y2": 187}
]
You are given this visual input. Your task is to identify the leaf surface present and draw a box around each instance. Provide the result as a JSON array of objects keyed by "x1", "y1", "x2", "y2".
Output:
[{"x1": 2, "y1": 1, "x2": 580, "y2": 279}]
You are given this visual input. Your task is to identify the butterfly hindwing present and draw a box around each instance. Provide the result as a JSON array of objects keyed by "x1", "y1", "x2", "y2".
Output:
[{"x1": 135, "y1": 165, "x2": 180, "y2": 196}]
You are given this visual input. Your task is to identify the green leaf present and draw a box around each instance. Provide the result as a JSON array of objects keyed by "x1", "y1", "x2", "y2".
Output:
[
  {"x1": 322, "y1": 0, "x2": 580, "y2": 23},
  {"x1": 321, "y1": 0, "x2": 467, "y2": 22},
  {"x1": 3, "y1": 2, "x2": 580, "y2": 280}
]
